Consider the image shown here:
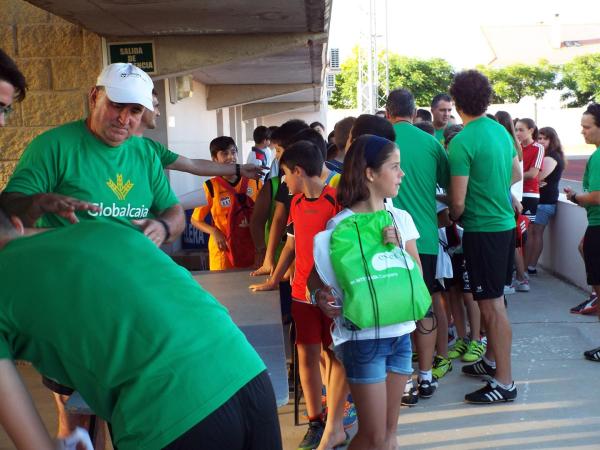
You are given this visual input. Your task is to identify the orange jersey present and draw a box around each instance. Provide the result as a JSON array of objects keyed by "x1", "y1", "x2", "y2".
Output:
[{"x1": 192, "y1": 176, "x2": 262, "y2": 270}]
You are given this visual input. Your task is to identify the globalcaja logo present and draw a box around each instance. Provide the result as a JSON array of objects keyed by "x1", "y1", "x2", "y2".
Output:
[
  {"x1": 87, "y1": 173, "x2": 149, "y2": 219},
  {"x1": 107, "y1": 174, "x2": 134, "y2": 200}
]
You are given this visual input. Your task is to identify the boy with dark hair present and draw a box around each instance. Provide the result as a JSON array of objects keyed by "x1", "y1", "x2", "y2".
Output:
[
  {"x1": 0, "y1": 208, "x2": 281, "y2": 450},
  {"x1": 252, "y1": 141, "x2": 348, "y2": 450},
  {"x1": 191, "y1": 136, "x2": 261, "y2": 271},
  {"x1": 448, "y1": 70, "x2": 521, "y2": 403},
  {"x1": 247, "y1": 125, "x2": 273, "y2": 171}
]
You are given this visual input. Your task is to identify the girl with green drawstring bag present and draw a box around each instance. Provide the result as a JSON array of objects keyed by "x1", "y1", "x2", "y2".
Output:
[{"x1": 312, "y1": 134, "x2": 431, "y2": 448}]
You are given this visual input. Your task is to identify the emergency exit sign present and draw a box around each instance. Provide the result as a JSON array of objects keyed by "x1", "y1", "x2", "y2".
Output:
[{"x1": 108, "y1": 42, "x2": 156, "y2": 74}]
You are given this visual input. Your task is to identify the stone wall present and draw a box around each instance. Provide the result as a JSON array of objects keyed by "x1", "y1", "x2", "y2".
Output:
[{"x1": 0, "y1": 0, "x2": 103, "y2": 189}]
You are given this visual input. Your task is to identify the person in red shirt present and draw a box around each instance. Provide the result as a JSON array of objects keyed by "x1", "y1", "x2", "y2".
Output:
[
  {"x1": 250, "y1": 141, "x2": 346, "y2": 450},
  {"x1": 516, "y1": 118, "x2": 545, "y2": 221}
]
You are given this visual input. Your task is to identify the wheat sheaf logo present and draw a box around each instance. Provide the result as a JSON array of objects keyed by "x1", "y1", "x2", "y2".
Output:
[{"x1": 107, "y1": 174, "x2": 134, "y2": 200}]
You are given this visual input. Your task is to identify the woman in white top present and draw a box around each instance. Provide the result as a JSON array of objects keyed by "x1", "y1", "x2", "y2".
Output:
[{"x1": 313, "y1": 135, "x2": 420, "y2": 450}]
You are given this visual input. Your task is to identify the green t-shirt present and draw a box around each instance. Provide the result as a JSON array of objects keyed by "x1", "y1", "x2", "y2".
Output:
[
  {"x1": 145, "y1": 137, "x2": 179, "y2": 167},
  {"x1": 583, "y1": 147, "x2": 600, "y2": 226},
  {"x1": 434, "y1": 126, "x2": 446, "y2": 146},
  {"x1": 0, "y1": 221, "x2": 265, "y2": 450},
  {"x1": 448, "y1": 116, "x2": 516, "y2": 232},
  {"x1": 392, "y1": 122, "x2": 450, "y2": 255},
  {"x1": 4, "y1": 120, "x2": 178, "y2": 228}
]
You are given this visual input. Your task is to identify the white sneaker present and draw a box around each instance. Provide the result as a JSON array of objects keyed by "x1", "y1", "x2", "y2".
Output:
[
  {"x1": 514, "y1": 279, "x2": 530, "y2": 292},
  {"x1": 504, "y1": 285, "x2": 516, "y2": 295}
]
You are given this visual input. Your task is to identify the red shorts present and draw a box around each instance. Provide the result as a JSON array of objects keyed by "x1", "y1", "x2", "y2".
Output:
[{"x1": 291, "y1": 300, "x2": 333, "y2": 347}]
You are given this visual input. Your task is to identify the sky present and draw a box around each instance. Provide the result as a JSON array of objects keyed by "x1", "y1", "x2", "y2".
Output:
[{"x1": 328, "y1": 0, "x2": 600, "y2": 69}]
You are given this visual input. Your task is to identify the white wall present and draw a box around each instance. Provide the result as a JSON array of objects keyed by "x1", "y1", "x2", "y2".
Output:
[
  {"x1": 538, "y1": 196, "x2": 591, "y2": 291},
  {"x1": 163, "y1": 79, "x2": 217, "y2": 209}
]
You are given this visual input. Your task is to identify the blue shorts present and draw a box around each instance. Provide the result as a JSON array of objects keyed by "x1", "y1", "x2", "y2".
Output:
[
  {"x1": 335, "y1": 334, "x2": 413, "y2": 384},
  {"x1": 534, "y1": 203, "x2": 557, "y2": 226}
]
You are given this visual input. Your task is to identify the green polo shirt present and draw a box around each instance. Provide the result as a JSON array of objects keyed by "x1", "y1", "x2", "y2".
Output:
[
  {"x1": 434, "y1": 126, "x2": 446, "y2": 146},
  {"x1": 583, "y1": 147, "x2": 600, "y2": 226},
  {"x1": 392, "y1": 122, "x2": 449, "y2": 255},
  {"x1": 0, "y1": 221, "x2": 265, "y2": 450},
  {"x1": 4, "y1": 120, "x2": 178, "y2": 228},
  {"x1": 448, "y1": 116, "x2": 516, "y2": 232}
]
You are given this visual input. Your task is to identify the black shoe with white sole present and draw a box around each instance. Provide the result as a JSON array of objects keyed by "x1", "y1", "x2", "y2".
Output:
[
  {"x1": 465, "y1": 380, "x2": 517, "y2": 404},
  {"x1": 417, "y1": 377, "x2": 438, "y2": 398},
  {"x1": 584, "y1": 346, "x2": 600, "y2": 362},
  {"x1": 461, "y1": 359, "x2": 496, "y2": 378}
]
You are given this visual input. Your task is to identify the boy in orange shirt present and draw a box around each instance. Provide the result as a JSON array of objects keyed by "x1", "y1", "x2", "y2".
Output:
[{"x1": 192, "y1": 137, "x2": 261, "y2": 270}]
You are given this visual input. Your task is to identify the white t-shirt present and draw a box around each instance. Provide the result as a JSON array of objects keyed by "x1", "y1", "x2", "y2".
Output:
[
  {"x1": 246, "y1": 146, "x2": 274, "y2": 169},
  {"x1": 313, "y1": 204, "x2": 419, "y2": 346}
]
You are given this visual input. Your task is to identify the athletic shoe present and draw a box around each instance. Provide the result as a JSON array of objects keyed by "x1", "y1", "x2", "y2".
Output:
[
  {"x1": 297, "y1": 420, "x2": 324, "y2": 450},
  {"x1": 401, "y1": 379, "x2": 419, "y2": 406},
  {"x1": 514, "y1": 279, "x2": 530, "y2": 292},
  {"x1": 570, "y1": 293, "x2": 597, "y2": 314},
  {"x1": 584, "y1": 346, "x2": 600, "y2": 362},
  {"x1": 581, "y1": 295, "x2": 598, "y2": 315},
  {"x1": 432, "y1": 355, "x2": 452, "y2": 379},
  {"x1": 462, "y1": 340, "x2": 486, "y2": 363},
  {"x1": 417, "y1": 377, "x2": 438, "y2": 398},
  {"x1": 448, "y1": 337, "x2": 470, "y2": 359},
  {"x1": 462, "y1": 359, "x2": 496, "y2": 378},
  {"x1": 527, "y1": 266, "x2": 537, "y2": 275},
  {"x1": 342, "y1": 399, "x2": 357, "y2": 429},
  {"x1": 464, "y1": 379, "x2": 517, "y2": 404},
  {"x1": 504, "y1": 285, "x2": 515, "y2": 295}
]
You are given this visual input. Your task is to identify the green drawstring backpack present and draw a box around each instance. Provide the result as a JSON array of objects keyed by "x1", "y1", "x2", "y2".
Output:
[{"x1": 330, "y1": 209, "x2": 431, "y2": 330}]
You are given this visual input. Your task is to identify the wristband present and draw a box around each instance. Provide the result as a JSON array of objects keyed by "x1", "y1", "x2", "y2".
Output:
[
  {"x1": 236, "y1": 163, "x2": 241, "y2": 178},
  {"x1": 157, "y1": 219, "x2": 171, "y2": 241},
  {"x1": 571, "y1": 193, "x2": 579, "y2": 205}
]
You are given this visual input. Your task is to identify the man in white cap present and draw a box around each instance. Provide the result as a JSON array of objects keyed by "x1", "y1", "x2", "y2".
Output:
[{"x1": 0, "y1": 62, "x2": 185, "y2": 441}]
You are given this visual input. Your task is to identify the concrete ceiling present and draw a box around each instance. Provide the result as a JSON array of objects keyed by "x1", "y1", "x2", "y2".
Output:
[{"x1": 26, "y1": 0, "x2": 331, "y2": 111}]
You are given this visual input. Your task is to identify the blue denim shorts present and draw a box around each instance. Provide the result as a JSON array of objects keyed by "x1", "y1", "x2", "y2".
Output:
[
  {"x1": 335, "y1": 334, "x2": 413, "y2": 384},
  {"x1": 534, "y1": 203, "x2": 557, "y2": 226}
]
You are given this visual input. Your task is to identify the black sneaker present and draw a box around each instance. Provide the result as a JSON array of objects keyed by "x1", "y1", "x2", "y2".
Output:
[
  {"x1": 465, "y1": 380, "x2": 517, "y2": 404},
  {"x1": 401, "y1": 379, "x2": 419, "y2": 406},
  {"x1": 570, "y1": 293, "x2": 598, "y2": 314},
  {"x1": 417, "y1": 377, "x2": 438, "y2": 398},
  {"x1": 297, "y1": 420, "x2": 324, "y2": 450},
  {"x1": 584, "y1": 346, "x2": 600, "y2": 362},
  {"x1": 462, "y1": 359, "x2": 496, "y2": 378}
]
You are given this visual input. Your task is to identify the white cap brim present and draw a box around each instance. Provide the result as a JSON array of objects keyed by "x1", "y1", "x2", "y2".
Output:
[{"x1": 104, "y1": 85, "x2": 154, "y2": 111}]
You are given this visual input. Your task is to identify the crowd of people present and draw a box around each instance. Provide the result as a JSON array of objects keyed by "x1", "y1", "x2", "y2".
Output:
[{"x1": 0, "y1": 44, "x2": 599, "y2": 450}]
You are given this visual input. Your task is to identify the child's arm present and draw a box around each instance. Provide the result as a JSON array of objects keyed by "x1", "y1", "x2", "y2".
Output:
[
  {"x1": 190, "y1": 182, "x2": 228, "y2": 251},
  {"x1": 405, "y1": 239, "x2": 423, "y2": 274},
  {"x1": 249, "y1": 235, "x2": 295, "y2": 291},
  {"x1": 249, "y1": 181, "x2": 272, "y2": 263},
  {"x1": 252, "y1": 200, "x2": 288, "y2": 276},
  {"x1": 0, "y1": 359, "x2": 55, "y2": 450}
]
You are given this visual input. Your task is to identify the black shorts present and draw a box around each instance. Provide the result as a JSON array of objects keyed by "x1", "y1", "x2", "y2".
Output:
[
  {"x1": 446, "y1": 253, "x2": 470, "y2": 293},
  {"x1": 583, "y1": 226, "x2": 600, "y2": 286},
  {"x1": 42, "y1": 376, "x2": 74, "y2": 396},
  {"x1": 463, "y1": 229, "x2": 515, "y2": 301},
  {"x1": 522, "y1": 197, "x2": 539, "y2": 223},
  {"x1": 419, "y1": 254, "x2": 442, "y2": 294},
  {"x1": 164, "y1": 370, "x2": 282, "y2": 450}
]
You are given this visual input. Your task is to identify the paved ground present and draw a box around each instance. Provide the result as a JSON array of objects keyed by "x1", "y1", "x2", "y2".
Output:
[
  {"x1": 279, "y1": 268, "x2": 600, "y2": 450},
  {"x1": 2, "y1": 269, "x2": 599, "y2": 449}
]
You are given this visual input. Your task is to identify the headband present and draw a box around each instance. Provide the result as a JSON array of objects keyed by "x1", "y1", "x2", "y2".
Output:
[{"x1": 364, "y1": 135, "x2": 392, "y2": 166}]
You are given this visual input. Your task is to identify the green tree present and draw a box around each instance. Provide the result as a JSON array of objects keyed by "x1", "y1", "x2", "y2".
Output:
[
  {"x1": 328, "y1": 48, "x2": 455, "y2": 109},
  {"x1": 477, "y1": 61, "x2": 558, "y2": 103},
  {"x1": 559, "y1": 53, "x2": 600, "y2": 107}
]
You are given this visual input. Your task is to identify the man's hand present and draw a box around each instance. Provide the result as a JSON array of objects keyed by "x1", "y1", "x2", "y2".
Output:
[
  {"x1": 315, "y1": 286, "x2": 342, "y2": 319},
  {"x1": 240, "y1": 164, "x2": 265, "y2": 180},
  {"x1": 131, "y1": 219, "x2": 168, "y2": 246},
  {"x1": 383, "y1": 226, "x2": 401, "y2": 247},
  {"x1": 564, "y1": 186, "x2": 578, "y2": 204},
  {"x1": 249, "y1": 278, "x2": 278, "y2": 292},
  {"x1": 34, "y1": 193, "x2": 99, "y2": 224},
  {"x1": 511, "y1": 196, "x2": 523, "y2": 215}
]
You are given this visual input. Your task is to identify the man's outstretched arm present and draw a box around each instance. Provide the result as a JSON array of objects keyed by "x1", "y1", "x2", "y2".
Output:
[{"x1": 167, "y1": 156, "x2": 264, "y2": 179}]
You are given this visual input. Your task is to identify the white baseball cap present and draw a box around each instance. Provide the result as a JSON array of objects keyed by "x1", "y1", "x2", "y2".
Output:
[{"x1": 96, "y1": 63, "x2": 154, "y2": 111}]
